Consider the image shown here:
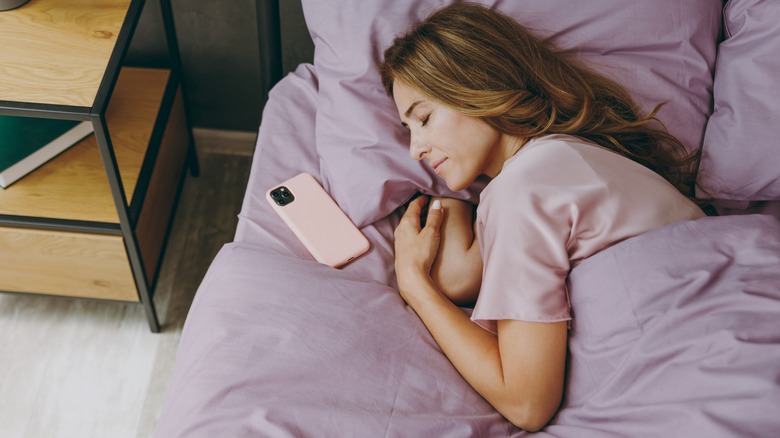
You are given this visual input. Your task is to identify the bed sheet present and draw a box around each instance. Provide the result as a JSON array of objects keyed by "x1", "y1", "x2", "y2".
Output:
[
  {"x1": 158, "y1": 66, "x2": 516, "y2": 437},
  {"x1": 157, "y1": 66, "x2": 780, "y2": 437},
  {"x1": 233, "y1": 64, "x2": 400, "y2": 287}
]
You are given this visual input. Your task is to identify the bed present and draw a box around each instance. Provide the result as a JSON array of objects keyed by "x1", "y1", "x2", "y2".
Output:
[{"x1": 155, "y1": 1, "x2": 780, "y2": 436}]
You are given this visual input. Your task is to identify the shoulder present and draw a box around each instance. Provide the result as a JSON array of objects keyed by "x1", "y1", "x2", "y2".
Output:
[
  {"x1": 507, "y1": 134, "x2": 586, "y2": 168},
  {"x1": 480, "y1": 134, "x2": 606, "y2": 205},
  {"x1": 493, "y1": 135, "x2": 602, "y2": 184}
]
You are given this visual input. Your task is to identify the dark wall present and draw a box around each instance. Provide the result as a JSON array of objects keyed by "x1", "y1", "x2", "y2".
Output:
[{"x1": 127, "y1": 0, "x2": 313, "y2": 132}]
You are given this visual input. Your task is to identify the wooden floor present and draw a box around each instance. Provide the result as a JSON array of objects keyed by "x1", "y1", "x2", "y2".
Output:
[{"x1": 0, "y1": 131, "x2": 254, "y2": 438}]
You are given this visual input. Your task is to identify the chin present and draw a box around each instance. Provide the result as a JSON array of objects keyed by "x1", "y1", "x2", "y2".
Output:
[{"x1": 443, "y1": 177, "x2": 471, "y2": 192}]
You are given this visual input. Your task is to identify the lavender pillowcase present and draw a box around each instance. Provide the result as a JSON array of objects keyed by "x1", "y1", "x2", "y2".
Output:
[
  {"x1": 302, "y1": 0, "x2": 721, "y2": 228},
  {"x1": 696, "y1": 0, "x2": 780, "y2": 202}
]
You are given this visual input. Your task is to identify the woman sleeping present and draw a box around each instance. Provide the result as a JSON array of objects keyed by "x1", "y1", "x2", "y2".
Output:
[{"x1": 384, "y1": 3, "x2": 704, "y2": 431}]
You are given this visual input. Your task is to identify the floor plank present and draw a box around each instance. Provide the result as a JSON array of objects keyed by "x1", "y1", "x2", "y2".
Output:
[{"x1": 0, "y1": 147, "x2": 252, "y2": 438}]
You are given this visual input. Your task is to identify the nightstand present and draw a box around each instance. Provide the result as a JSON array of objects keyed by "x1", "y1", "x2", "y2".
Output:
[{"x1": 0, "y1": 0, "x2": 196, "y2": 332}]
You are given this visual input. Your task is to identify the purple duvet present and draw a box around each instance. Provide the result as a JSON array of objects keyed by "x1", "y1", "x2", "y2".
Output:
[
  {"x1": 156, "y1": 67, "x2": 780, "y2": 436},
  {"x1": 556, "y1": 214, "x2": 780, "y2": 437},
  {"x1": 157, "y1": 215, "x2": 780, "y2": 437}
]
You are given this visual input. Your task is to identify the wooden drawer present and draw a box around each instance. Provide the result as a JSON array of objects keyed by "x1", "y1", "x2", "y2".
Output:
[{"x1": 0, "y1": 227, "x2": 138, "y2": 301}]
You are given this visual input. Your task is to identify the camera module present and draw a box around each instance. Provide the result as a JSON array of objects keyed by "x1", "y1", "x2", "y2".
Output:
[{"x1": 271, "y1": 186, "x2": 294, "y2": 206}]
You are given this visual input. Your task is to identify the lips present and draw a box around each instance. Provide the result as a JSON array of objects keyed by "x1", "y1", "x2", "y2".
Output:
[{"x1": 430, "y1": 158, "x2": 447, "y2": 173}]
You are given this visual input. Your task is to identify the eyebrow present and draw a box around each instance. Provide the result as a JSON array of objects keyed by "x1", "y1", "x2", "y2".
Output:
[{"x1": 404, "y1": 100, "x2": 424, "y2": 118}]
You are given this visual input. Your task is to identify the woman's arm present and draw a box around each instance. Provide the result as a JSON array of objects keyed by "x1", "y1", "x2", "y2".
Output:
[
  {"x1": 429, "y1": 197, "x2": 483, "y2": 306},
  {"x1": 394, "y1": 196, "x2": 567, "y2": 431}
]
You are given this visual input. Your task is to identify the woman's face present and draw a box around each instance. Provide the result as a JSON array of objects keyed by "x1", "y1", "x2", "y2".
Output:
[{"x1": 392, "y1": 80, "x2": 514, "y2": 191}]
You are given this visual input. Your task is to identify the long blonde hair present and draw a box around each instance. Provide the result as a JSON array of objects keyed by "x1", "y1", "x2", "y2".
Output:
[{"x1": 380, "y1": 3, "x2": 699, "y2": 197}]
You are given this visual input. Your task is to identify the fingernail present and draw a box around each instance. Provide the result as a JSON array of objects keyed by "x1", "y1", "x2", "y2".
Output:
[{"x1": 431, "y1": 200, "x2": 442, "y2": 210}]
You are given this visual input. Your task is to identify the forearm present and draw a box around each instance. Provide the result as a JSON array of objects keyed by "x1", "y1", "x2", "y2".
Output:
[
  {"x1": 401, "y1": 277, "x2": 524, "y2": 422},
  {"x1": 407, "y1": 281, "x2": 503, "y2": 384},
  {"x1": 429, "y1": 198, "x2": 482, "y2": 305}
]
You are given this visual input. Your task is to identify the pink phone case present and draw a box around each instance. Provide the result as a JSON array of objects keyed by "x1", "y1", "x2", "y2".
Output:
[{"x1": 266, "y1": 173, "x2": 370, "y2": 268}]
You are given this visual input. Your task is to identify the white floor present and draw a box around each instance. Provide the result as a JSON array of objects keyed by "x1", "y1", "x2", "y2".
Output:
[{"x1": 0, "y1": 143, "x2": 252, "y2": 438}]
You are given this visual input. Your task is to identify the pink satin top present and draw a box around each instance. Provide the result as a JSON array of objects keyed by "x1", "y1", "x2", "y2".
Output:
[{"x1": 471, "y1": 134, "x2": 704, "y2": 333}]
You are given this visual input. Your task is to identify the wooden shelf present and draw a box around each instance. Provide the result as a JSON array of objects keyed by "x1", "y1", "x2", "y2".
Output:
[
  {"x1": 0, "y1": 67, "x2": 170, "y2": 223},
  {"x1": 0, "y1": 0, "x2": 191, "y2": 331},
  {"x1": 0, "y1": 0, "x2": 131, "y2": 107}
]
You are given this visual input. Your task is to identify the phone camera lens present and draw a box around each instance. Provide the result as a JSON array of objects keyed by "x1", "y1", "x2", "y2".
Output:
[{"x1": 270, "y1": 186, "x2": 294, "y2": 206}]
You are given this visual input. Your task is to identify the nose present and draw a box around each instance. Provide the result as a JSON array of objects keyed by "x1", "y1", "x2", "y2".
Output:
[{"x1": 409, "y1": 135, "x2": 430, "y2": 161}]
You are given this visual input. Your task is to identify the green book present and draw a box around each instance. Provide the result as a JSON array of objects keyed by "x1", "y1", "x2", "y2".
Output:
[{"x1": 0, "y1": 115, "x2": 94, "y2": 188}]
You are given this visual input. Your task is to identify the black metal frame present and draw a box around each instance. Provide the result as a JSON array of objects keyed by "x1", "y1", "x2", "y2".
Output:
[
  {"x1": 0, "y1": 0, "x2": 196, "y2": 333},
  {"x1": 256, "y1": 0, "x2": 284, "y2": 96}
]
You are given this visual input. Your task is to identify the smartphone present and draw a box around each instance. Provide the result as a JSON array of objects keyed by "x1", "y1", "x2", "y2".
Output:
[{"x1": 266, "y1": 173, "x2": 370, "y2": 268}]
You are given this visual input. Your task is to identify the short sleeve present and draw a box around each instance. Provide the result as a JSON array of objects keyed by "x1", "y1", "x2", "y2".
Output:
[
  {"x1": 469, "y1": 141, "x2": 609, "y2": 332},
  {"x1": 470, "y1": 135, "x2": 704, "y2": 333},
  {"x1": 471, "y1": 178, "x2": 574, "y2": 333}
]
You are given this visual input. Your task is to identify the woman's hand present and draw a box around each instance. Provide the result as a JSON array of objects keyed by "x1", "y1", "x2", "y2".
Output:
[{"x1": 394, "y1": 196, "x2": 444, "y2": 301}]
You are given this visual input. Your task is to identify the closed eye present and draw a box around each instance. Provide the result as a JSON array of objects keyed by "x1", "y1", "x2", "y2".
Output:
[{"x1": 400, "y1": 114, "x2": 429, "y2": 129}]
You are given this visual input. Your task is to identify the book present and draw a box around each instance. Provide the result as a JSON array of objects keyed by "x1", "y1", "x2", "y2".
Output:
[{"x1": 0, "y1": 115, "x2": 94, "y2": 188}]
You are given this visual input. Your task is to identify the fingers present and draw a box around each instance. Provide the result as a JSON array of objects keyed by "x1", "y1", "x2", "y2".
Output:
[
  {"x1": 405, "y1": 195, "x2": 428, "y2": 216},
  {"x1": 424, "y1": 199, "x2": 444, "y2": 231},
  {"x1": 399, "y1": 195, "x2": 444, "y2": 233},
  {"x1": 401, "y1": 196, "x2": 428, "y2": 228}
]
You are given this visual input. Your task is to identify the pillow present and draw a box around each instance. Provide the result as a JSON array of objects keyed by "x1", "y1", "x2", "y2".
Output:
[
  {"x1": 696, "y1": 0, "x2": 780, "y2": 201},
  {"x1": 303, "y1": 0, "x2": 722, "y2": 227}
]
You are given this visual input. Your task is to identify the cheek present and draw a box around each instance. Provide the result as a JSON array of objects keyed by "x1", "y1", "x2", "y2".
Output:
[
  {"x1": 434, "y1": 112, "x2": 499, "y2": 165},
  {"x1": 433, "y1": 113, "x2": 461, "y2": 137},
  {"x1": 460, "y1": 120, "x2": 498, "y2": 154},
  {"x1": 435, "y1": 117, "x2": 475, "y2": 152}
]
